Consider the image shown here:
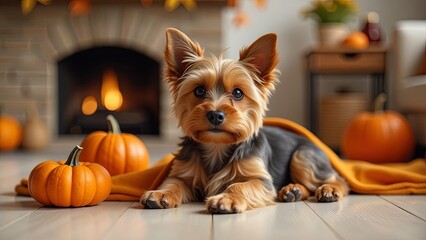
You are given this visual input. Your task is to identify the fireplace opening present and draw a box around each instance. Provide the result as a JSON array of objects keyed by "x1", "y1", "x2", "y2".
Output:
[{"x1": 58, "y1": 46, "x2": 160, "y2": 135}]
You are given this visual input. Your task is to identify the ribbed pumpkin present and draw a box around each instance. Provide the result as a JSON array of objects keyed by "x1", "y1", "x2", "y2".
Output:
[
  {"x1": 341, "y1": 94, "x2": 415, "y2": 163},
  {"x1": 28, "y1": 145, "x2": 111, "y2": 207},
  {"x1": 79, "y1": 115, "x2": 149, "y2": 176},
  {"x1": 0, "y1": 113, "x2": 22, "y2": 151}
]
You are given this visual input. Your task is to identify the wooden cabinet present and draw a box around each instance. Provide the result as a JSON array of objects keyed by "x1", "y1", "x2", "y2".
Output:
[{"x1": 306, "y1": 45, "x2": 387, "y2": 136}]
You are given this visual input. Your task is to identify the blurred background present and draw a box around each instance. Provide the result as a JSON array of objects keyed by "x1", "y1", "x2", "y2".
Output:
[{"x1": 0, "y1": 0, "x2": 425, "y2": 154}]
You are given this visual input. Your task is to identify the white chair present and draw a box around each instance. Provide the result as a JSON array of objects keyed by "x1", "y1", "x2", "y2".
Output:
[{"x1": 393, "y1": 20, "x2": 426, "y2": 146}]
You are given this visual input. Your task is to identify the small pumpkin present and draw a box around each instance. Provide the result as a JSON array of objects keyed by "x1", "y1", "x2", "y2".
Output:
[
  {"x1": 28, "y1": 145, "x2": 111, "y2": 207},
  {"x1": 79, "y1": 115, "x2": 149, "y2": 176},
  {"x1": 341, "y1": 93, "x2": 415, "y2": 163},
  {"x1": 0, "y1": 110, "x2": 23, "y2": 151},
  {"x1": 342, "y1": 31, "x2": 369, "y2": 49}
]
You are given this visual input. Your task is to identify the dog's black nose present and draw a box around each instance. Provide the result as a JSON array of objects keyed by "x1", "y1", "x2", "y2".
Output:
[{"x1": 207, "y1": 111, "x2": 226, "y2": 126}]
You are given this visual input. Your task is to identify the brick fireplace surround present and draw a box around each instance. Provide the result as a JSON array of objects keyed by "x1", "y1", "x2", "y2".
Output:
[{"x1": 0, "y1": 2, "x2": 223, "y2": 139}]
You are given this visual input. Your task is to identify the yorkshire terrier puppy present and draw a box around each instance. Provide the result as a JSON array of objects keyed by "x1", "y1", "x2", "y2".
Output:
[{"x1": 140, "y1": 28, "x2": 348, "y2": 213}]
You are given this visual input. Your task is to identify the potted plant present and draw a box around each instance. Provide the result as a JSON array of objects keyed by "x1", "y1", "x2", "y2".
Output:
[{"x1": 302, "y1": 0, "x2": 358, "y2": 46}]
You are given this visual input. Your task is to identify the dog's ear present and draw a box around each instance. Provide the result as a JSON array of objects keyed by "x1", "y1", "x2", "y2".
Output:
[
  {"x1": 164, "y1": 28, "x2": 204, "y2": 81},
  {"x1": 239, "y1": 33, "x2": 279, "y2": 88}
]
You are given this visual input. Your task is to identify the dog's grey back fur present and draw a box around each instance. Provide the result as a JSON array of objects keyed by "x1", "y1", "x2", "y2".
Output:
[{"x1": 258, "y1": 126, "x2": 336, "y2": 191}]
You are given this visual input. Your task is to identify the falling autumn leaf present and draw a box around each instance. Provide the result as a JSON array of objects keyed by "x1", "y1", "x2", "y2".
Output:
[
  {"x1": 254, "y1": 0, "x2": 266, "y2": 9},
  {"x1": 21, "y1": 0, "x2": 52, "y2": 15},
  {"x1": 21, "y1": 0, "x2": 36, "y2": 15},
  {"x1": 227, "y1": 0, "x2": 236, "y2": 7},
  {"x1": 233, "y1": 10, "x2": 249, "y2": 27},
  {"x1": 165, "y1": 0, "x2": 197, "y2": 12},
  {"x1": 68, "y1": 0, "x2": 91, "y2": 16},
  {"x1": 140, "y1": 0, "x2": 153, "y2": 7}
]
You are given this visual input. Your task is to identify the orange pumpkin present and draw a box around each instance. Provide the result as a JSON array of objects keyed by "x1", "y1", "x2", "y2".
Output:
[
  {"x1": 79, "y1": 115, "x2": 149, "y2": 176},
  {"x1": 0, "y1": 114, "x2": 23, "y2": 151},
  {"x1": 28, "y1": 145, "x2": 111, "y2": 207},
  {"x1": 342, "y1": 32, "x2": 369, "y2": 49},
  {"x1": 341, "y1": 94, "x2": 415, "y2": 163}
]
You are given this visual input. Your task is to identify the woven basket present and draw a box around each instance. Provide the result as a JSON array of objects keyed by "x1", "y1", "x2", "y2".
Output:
[{"x1": 319, "y1": 94, "x2": 368, "y2": 149}]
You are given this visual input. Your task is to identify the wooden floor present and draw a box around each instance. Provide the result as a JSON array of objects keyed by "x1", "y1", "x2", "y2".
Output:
[{"x1": 0, "y1": 137, "x2": 425, "y2": 240}]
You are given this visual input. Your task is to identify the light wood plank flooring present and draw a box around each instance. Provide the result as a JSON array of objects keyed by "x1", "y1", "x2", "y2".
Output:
[{"x1": 1, "y1": 137, "x2": 425, "y2": 240}]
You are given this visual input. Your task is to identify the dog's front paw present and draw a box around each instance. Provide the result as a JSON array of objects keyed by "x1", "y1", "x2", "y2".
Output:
[
  {"x1": 278, "y1": 183, "x2": 309, "y2": 202},
  {"x1": 140, "y1": 190, "x2": 181, "y2": 209},
  {"x1": 278, "y1": 184, "x2": 302, "y2": 202},
  {"x1": 206, "y1": 193, "x2": 247, "y2": 214},
  {"x1": 315, "y1": 184, "x2": 342, "y2": 202}
]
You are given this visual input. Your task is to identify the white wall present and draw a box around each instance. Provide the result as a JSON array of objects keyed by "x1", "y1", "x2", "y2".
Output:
[{"x1": 222, "y1": 0, "x2": 426, "y2": 127}]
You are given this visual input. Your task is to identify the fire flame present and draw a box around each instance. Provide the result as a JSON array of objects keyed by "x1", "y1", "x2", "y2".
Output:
[
  {"x1": 82, "y1": 96, "x2": 98, "y2": 115},
  {"x1": 101, "y1": 69, "x2": 123, "y2": 111}
]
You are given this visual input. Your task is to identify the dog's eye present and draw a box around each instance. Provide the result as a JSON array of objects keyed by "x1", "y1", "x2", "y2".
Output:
[
  {"x1": 194, "y1": 86, "x2": 206, "y2": 98},
  {"x1": 232, "y1": 88, "x2": 244, "y2": 100}
]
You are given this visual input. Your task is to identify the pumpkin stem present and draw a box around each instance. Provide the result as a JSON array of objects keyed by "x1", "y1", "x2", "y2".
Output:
[
  {"x1": 106, "y1": 114, "x2": 121, "y2": 134},
  {"x1": 374, "y1": 93, "x2": 387, "y2": 114},
  {"x1": 65, "y1": 145, "x2": 83, "y2": 167}
]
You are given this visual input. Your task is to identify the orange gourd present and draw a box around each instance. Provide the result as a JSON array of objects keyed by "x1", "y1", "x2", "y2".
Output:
[
  {"x1": 0, "y1": 112, "x2": 23, "y2": 151},
  {"x1": 341, "y1": 94, "x2": 415, "y2": 163},
  {"x1": 342, "y1": 31, "x2": 369, "y2": 49},
  {"x1": 22, "y1": 104, "x2": 49, "y2": 151},
  {"x1": 28, "y1": 145, "x2": 111, "y2": 207},
  {"x1": 79, "y1": 115, "x2": 149, "y2": 176}
]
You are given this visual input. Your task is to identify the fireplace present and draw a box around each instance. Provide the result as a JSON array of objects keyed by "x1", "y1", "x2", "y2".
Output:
[
  {"x1": 58, "y1": 46, "x2": 160, "y2": 134},
  {"x1": 0, "y1": 4, "x2": 223, "y2": 139}
]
